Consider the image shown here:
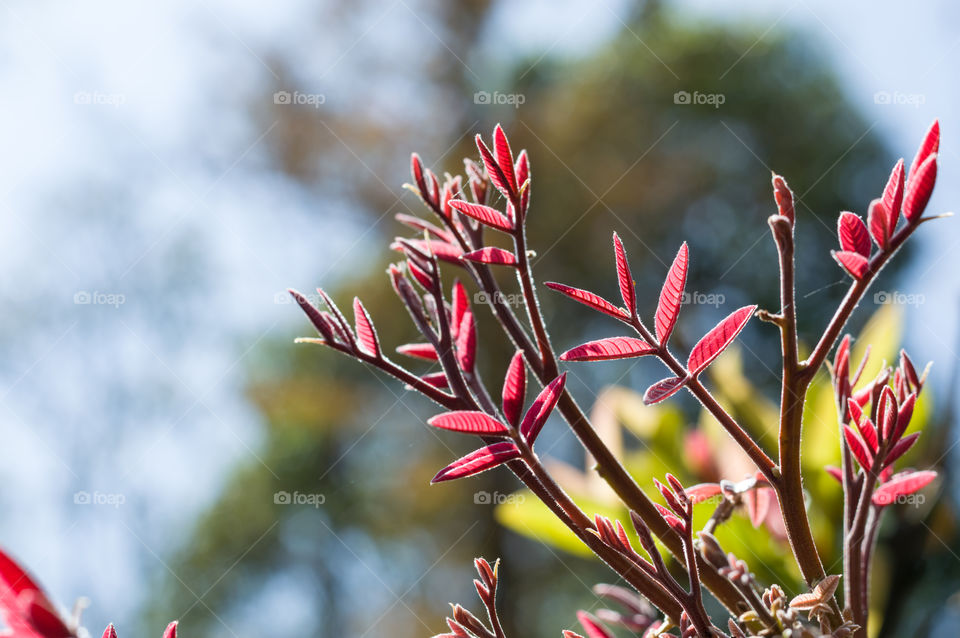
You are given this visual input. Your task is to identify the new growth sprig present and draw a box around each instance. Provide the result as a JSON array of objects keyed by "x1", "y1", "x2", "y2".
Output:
[{"x1": 291, "y1": 121, "x2": 947, "y2": 637}]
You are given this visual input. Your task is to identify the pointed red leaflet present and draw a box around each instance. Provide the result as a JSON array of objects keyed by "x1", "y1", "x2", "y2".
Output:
[
  {"x1": 431, "y1": 441, "x2": 521, "y2": 483},
  {"x1": 519, "y1": 373, "x2": 567, "y2": 444},
  {"x1": 685, "y1": 483, "x2": 722, "y2": 504},
  {"x1": 493, "y1": 124, "x2": 518, "y2": 192},
  {"x1": 772, "y1": 174, "x2": 795, "y2": 225},
  {"x1": 395, "y1": 213, "x2": 456, "y2": 243},
  {"x1": 451, "y1": 280, "x2": 469, "y2": 338},
  {"x1": 743, "y1": 487, "x2": 771, "y2": 528},
  {"x1": 576, "y1": 611, "x2": 615, "y2": 638},
  {"x1": 894, "y1": 393, "x2": 916, "y2": 441},
  {"x1": 903, "y1": 154, "x2": 937, "y2": 223},
  {"x1": 908, "y1": 120, "x2": 940, "y2": 184},
  {"x1": 289, "y1": 289, "x2": 334, "y2": 342},
  {"x1": 428, "y1": 411, "x2": 509, "y2": 435},
  {"x1": 844, "y1": 425, "x2": 872, "y2": 471},
  {"x1": 825, "y1": 466, "x2": 843, "y2": 484},
  {"x1": 448, "y1": 200, "x2": 514, "y2": 232},
  {"x1": 502, "y1": 352, "x2": 526, "y2": 427},
  {"x1": 884, "y1": 432, "x2": 921, "y2": 467},
  {"x1": 655, "y1": 243, "x2": 688, "y2": 344},
  {"x1": 867, "y1": 198, "x2": 890, "y2": 248},
  {"x1": 878, "y1": 386, "x2": 898, "y2": 439},
  {"x1": 544, "y1": 282, "x2": 628, "y2": 320},
  {"x1": 515, "y1": 150, "x2": 529, "y2": 188},
  {"x1": 475, "y1": 134, "x2": 514, "y2": 200},
  {"x1": 352, "y1": 298, "x2": 380, "y2": 357},
  {"x1": 461, "y1": 247, "x2": 518, "y2": 266},
  {"x1": 687, "y1": 305, "x2": 756, "y2": 374},
  {"x1": 163, "y1": 622, "x2": 178, "y2": 638},
  {"x1": 872, "y1": 470, "x2": 937, "y2": 506},
  {"x1": 396, "y1": 343, "x2": 438, "y2": 361},
  {"x1": 394, "y1": 238, "x2": 463, "y2": 264},
  {"x1": 643, "y1": 376, "x2": 686, "y2": 405},
  {"x1": 420, "y1": 372, "x2": 449, "y2": 389},
  {"x1": 857, "y1": 417, "x2": 879, "y2": 452},
  {"x1": 612, "y1": 233, "x2": 636, "y2": 317},
  {"x1": 882, "y1": 159, "x2": 905, "y2": 229},
  {"x1": 559, "y1": 337, "x2": 656, "y2": 362},
  {"x1": 456, "y1": 311, "x2": 477, "y2": 373},
  {"x1": 833, "y1": 251, "x2": 869, "y2": 279},
  {"x1": 837, "y1": 212, "x2": 871, "y2": 258},
  {"x1": 103, "y1": 626, "x2": 118, "y2": 638}
]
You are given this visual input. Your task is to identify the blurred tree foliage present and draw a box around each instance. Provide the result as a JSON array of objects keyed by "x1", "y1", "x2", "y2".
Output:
[{"x1": 144, "y1": 2, "x2": 958, "y2": 637}]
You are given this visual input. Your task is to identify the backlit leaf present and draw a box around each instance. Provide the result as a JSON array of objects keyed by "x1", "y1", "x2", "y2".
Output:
[
  {"x1": 687, "y1": 305, "x2": 757, "y2": 374},
  {"x1": 559, "y1": 337, "x2": 656, "y2": 362}
]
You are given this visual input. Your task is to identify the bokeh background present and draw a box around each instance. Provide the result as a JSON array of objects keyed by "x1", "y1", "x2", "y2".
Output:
[{"x1": 0, "y1": 0, "x2": 958, "y2": 636}]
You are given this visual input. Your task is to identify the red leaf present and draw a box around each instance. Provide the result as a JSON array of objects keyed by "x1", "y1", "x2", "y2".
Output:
[
  {"x1": 493, "y1": 124, "x2": 518, "y2": 192},
  {"x1": 394, "y1": 213, "x2": 456, "y2": 244},
  {"x1": 903, "y1": 154, "x2": 937, "y2": 223},
  {"x1": 844, "y1": 425, "x2": 873, "y2": 471},
  {"x1": 428, "y1": 411, "x2": 509, "y2": 435},
  {"x1": 456, "y1": 311, "x2": 477, "y2": 373},
  {"x1": 461, "y1": 247, "x2": 518, "y2": 266},
  {"x1": 576, "y1": 611, "x2": 615, "y2": 638},
  {"x1": 163, "y1": 622, "x2": 178, "y2": 638},
  {"x1": 872, "y1": 470, "x2": 936, "y2": 506},
  {"x1": 393, "y1": 238, "x2": 463, "y2": 264},
  {"x1": 878, "y1": 386, "x2": 898, "y2": 440},
  {"x1": 857, "y1": 417, "x2": 879, "y2": 453},
  {"x1": 407, "y1": 259, "x2": 434, "y2": 289},
  {"x1": 643, "y1": 376, "x2": 686, "y2": 405},
  {"x1": 544, "y1": 282, "x2": 628, "y2": 320},
  {"x1": 837, "y1": 212, "x2": 871, "y2": 258},
  {"x1": 653, "y1": 503, "x2": 685, "y2": 533},
  {"x1": 655, "y1": 243, "x2": 688, "y2": 345},
  {"x1": 502, "y1": 352, "x2": 526, "y2": 427},
  {"x1": 825, "y1": 466, "x2": 843, "y2": 484},
  {"x1": 832, "y1": 250, "x2": 869, "y2": 279},
  {"x1": 396, "y1": 343, "x2": 438, "y2": 361},
  {"x1": 431, "y1": 442, "x2": 521, "y2": 483},
  {"x1": 685, "y1": 482, "x2": 723, "y2": 504},
  {"x1": 847, "y1": 398, "x2": 864, "y2": 426},
  {"x1": 519, "y1": 373, "x2": 567, "y2": 444},
  {"x1": 687, "y1": 305, "x2": 756, "y2": 374},
  {"x1": 563, "y1": 632, "x2": 586, "y2": 638},
  {"x1": 893, "y1": 392, "x2": 916, "y2": 441},
  {"x1": 867, "y1": 198, "x2": 890, "y2": 248},
  {"x1": 420, "y1": 372, "x2": 449, "y2": 389},
  {"x1": 515, "y1": 150, "x2": 530, "y2": 188},
  {"x1": 0, "y1": 549, "x2": 72, "y2": 638},
  {"x1": 289, "y1": 289, "x2": 335, "y2": 342},
  {"x1": 475, "y1": 134, "x2": 514, "y2": 200},
  {"x1": 743, "y1": 487, "x2": 771, "y2": 528},
  {"x1": 884, "y1": 432, "x2": 921, "y2": 467},
  {"x1": 881, "y1": 159, "x2": 905, "y2": 229},
  {"x1": 448, "y1": 200, "x2": 514, "y2": 232},
  {"x1": 907, "y1": 120, "x2": 940, "y2": 184},
  {"x1": 352, "y1": 298, "x2": 380, "y2": 357},
  {"x1": 559, "y1": 337, "x2": 656, "y2": 362},
  {"x1": 772, "y1": 174, "x2": 795, "y2": 225},
  {"x1": 612, "y1": 233, "x2": 636, "y2": 317},
  {"x1": 451, "y1": 280, "x2": 469, "y2": 338},
  {"x1": 103, "y1": 626, "x2": 118, "y2": 638}
]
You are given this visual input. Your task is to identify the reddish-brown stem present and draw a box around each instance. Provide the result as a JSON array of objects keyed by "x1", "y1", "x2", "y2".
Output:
[{"x1": 629, "y1": 316, "x2": 778, "y2": 482}]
